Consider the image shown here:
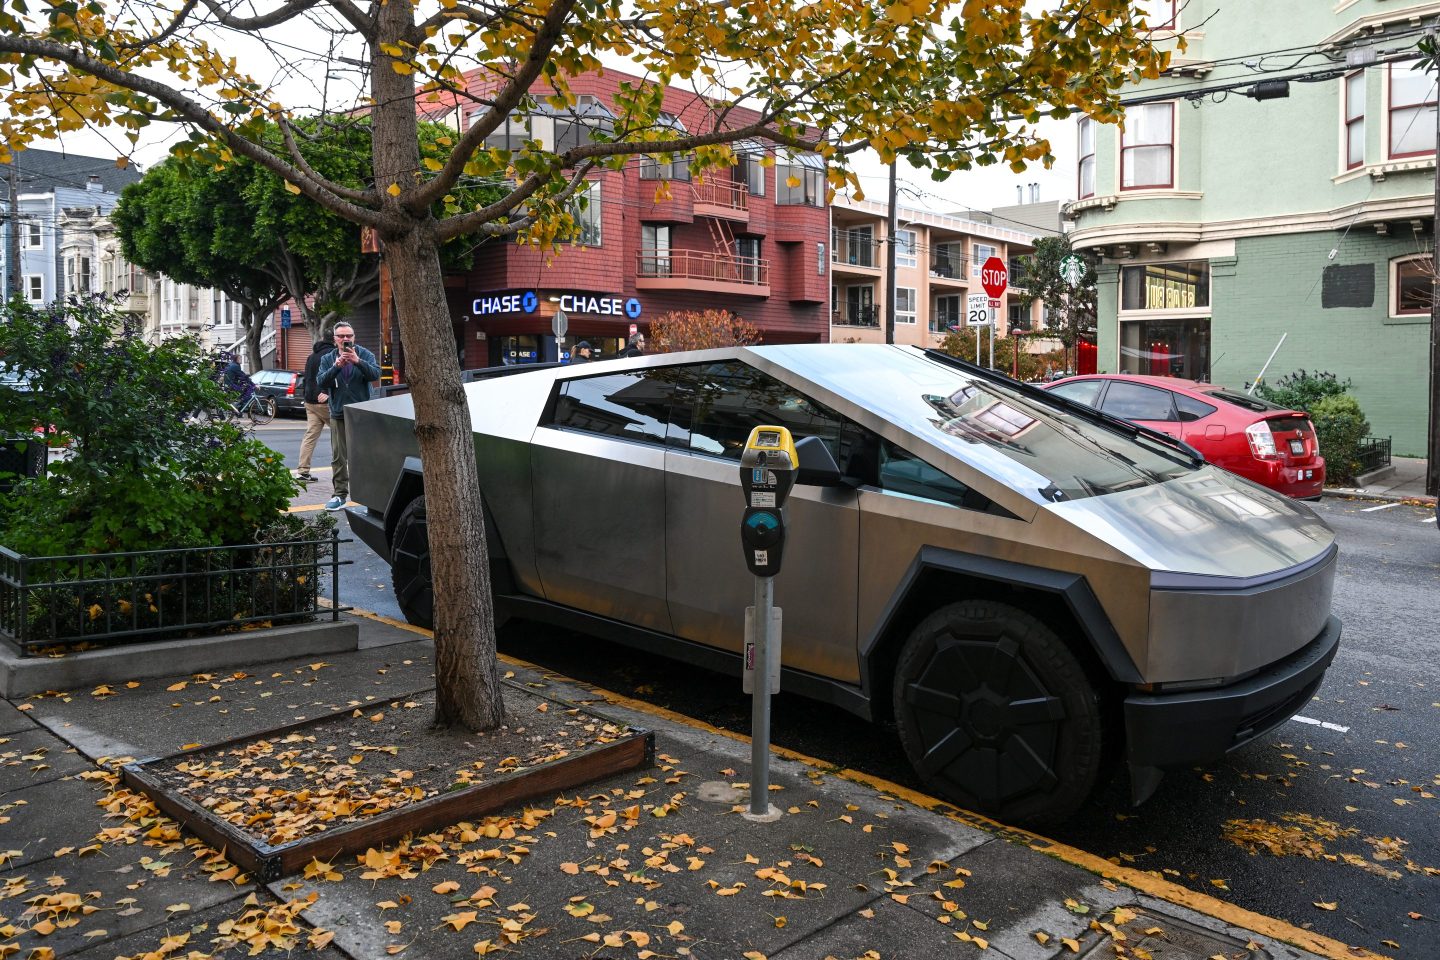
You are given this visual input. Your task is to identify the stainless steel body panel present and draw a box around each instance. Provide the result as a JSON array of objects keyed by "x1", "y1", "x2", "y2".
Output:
[
  {"x1": 855, "y1": 488, "x2": 1154, "y2": 671},
  {"x1": 530, "y1": 427, "x2": 672, "y2": 633},
  {"x1": 664, "y1": 449, "x2": 860, "y2": 681},
  {"x1": 1145, "y1": 547, "x2": 1337, "y2": 682}
]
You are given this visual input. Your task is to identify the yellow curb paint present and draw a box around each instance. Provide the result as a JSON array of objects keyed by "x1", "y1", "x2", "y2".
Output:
[
  {"x1": 333, "y1": 603, "x2": 1383, "y2": 960},
  {"x1": 288, "y1": 504, "x2": 327, "y2": 513},
  {"x1": 338, "y1": 602, "x2": 433, "y2": 639}
]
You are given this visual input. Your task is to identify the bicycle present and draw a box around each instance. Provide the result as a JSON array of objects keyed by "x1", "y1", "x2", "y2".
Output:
[{"x1": 235, "y1": 391, "x2": 277, "y2": 425}]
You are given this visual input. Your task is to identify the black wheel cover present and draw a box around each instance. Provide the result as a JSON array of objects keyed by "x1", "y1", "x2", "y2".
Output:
[
  {"x1": 893, "y1": 600, "x2": 1102, "y2": 824},
  {"x1": 390, "y1": 497, "x2": 434, "y2": 630}
]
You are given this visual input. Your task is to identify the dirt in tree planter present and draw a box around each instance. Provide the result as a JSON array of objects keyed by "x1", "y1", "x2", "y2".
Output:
[{"x1": 144, "y1": 687, "x2": 629, "y2": 848}]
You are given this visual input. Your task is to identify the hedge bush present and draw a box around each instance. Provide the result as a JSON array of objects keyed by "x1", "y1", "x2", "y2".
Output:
[{"x1": 1309, "y1": 394, "x2": 1370, "y2": 485}]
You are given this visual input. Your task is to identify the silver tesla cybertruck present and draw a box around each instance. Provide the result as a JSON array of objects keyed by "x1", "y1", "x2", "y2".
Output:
[{"x1": 344, "y1": 345, "x2": 1340, "y2": 824}]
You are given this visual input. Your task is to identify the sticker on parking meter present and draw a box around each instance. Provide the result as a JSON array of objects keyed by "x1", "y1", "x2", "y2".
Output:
[
  {"x1": 752, "y1": 467, "x2": 766, "y2": 484},
  {"x1": 750, "y1": 491, "x2": 776, "y2": 507},
  {"x1": 753, "y1": 550, "x2": 769, "y2": 566}
]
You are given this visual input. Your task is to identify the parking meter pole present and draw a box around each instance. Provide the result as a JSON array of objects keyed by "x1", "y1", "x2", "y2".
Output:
[
  {"x1": 738, "y1": 425, "x2": 797, "y2": 823},
  {"x1": 749, "y1": 574, "x2": 773, "y2": 816}
]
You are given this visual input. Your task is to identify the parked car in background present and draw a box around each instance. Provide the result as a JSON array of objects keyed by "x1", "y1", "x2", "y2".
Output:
[
  {"x1": 251, "y1": 369, "x2": 305, "y2": 417},
  {"x1": 1044, "y1": 374, "x2": 1325, "y2": 500},
  {"x1": 342, "y1": 345, "x2": 1341, "y2": 824}
]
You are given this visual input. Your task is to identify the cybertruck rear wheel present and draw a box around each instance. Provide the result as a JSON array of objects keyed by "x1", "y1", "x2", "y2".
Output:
[
  {"x1": 892, "y1": 600, "x2": 1103, "y2": 825},
  {"x1": 390, "y1": 496, "x2": 434, "y2": 630}
]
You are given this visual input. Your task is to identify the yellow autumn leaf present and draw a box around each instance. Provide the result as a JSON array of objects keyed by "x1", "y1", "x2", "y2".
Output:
[
  {"x1": 387, "y1": 183, "x2": 401, "y2": 197},
  {"x1": 433, "y1": 880, "x2": 460, "y2": 894},
  {"x1": 284, "y1": 180, "x2": 301, "y2": 194},
  {"x1": 1314, "y1": 901, "x2": 1337, "y2": 911}
]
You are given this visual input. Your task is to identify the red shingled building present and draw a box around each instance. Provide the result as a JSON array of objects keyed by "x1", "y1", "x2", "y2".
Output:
[{"x1": 421, "y1": 66, "x2": 832, "y2": 366}]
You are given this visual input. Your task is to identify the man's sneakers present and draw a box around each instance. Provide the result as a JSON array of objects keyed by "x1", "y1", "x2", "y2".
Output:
[
  {"x1": 296, "y1": 471, "x2": 316, "y2": 482},
  {"x1": 324, "y1": 495, "x2": 346, "y2": 512}
]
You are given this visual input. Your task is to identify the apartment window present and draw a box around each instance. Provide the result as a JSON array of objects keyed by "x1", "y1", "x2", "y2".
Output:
[
  {"x1": 1138, "y1": 0, "x2": 1176, "y2": 30},
  {"x1": 641, "y1": 224, "x2": 671, "y2": 276},
  {"x1": 931, "y1": 241, "x2": 964, "y2": 278},
  {"x1": 1121, "y1": 102, "x2": 1174, "y2": 189},
  {"x1": 1394, "y1": 256, "x2": 1432, "y2": 315},
  {"x1": 639, "y1": 154, "x2": 691, "y2": 181},
  {"x1": 932, "y1": 294, "x2": 962, "y2": 334},
  {"x1": 972, "y1": 243, "x2": 997, "y2": 267},
  {"x1": 735, "y1": 143, "x2": 766, "y2": 197},
  {"x1": 1120, "y1": 261, "x2": 1210, "y2": 311},
  {"x1": 895, "y1": 230, "x2": 917, "y2": 269},
  {"x1": 25, "y1": 275, "x2": 42, "y2": 302},
  {"x1": 735, "y1": 236, "x2": 763, "y2": 283},
  {"x1": 22, "y1": 222, "x2": 41, "y2": 248},
  {"x1": 1389, "y1": 64, "x2": 1436, "y2": 158},
  {"x1": 1078, "y1": 117, "x2": 1096, "y2": 199},
  {"x1": 570, "y1": 182, "x2": 602, "y2": 246},
  {"x1": 776, "y1": 150, "x2": 825, "y2": 206},
  {"x1": 838, "y1": 225, "x2": 875, "y2": 267},
  {"x1": 895, "y1": 288, "x2": 916, "y2": 324},
  {"x1": 1345, "y1": 71, "x2": 1365, "y2": 170}
]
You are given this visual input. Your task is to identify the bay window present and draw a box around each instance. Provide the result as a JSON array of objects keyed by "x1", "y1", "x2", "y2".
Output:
[
  {"x1": 1345, "y1": 71, "x2": 1365, "y2": 169},
  {"x1": 1078, "y1": 117, "x2": 1095, "y2": 199},
  {"x1": 1388, "y1": 64, "x2": 1436, "y2": 158},
  {"x1": 1121, "y1": 102, "x2": 1174, "y2": 190}
]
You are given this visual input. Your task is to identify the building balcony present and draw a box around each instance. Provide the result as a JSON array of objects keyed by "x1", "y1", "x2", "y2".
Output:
[
  {"x1": 692, "y1": 180, "x2": 749, "y2": 222},
  {"x1": 634, "y1": 250, "x2": 769, "y2": 296},
  {"x1": 831, "y1": 236, "x2": 881, "y2": 274},
  {"x1": 832, "y1": 304, "x2": 880, "y2": 328}
]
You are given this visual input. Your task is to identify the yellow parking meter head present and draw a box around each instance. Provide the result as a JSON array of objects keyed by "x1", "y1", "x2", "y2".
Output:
[{"x1": 742, "y1": 425, "x2": 797, "y2": 466}]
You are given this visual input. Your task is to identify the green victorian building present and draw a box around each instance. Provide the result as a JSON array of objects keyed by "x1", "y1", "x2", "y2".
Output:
[{"x1": 1067, "y1": 0, "x2": 1438, "y2": 454}]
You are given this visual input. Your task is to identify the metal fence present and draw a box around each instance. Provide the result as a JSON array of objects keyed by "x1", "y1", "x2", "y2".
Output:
[
  {"x1": 1356, "y1": 436, "x2": 1392, "y2": 475},
  {"x1": 0, "y1": 532, "x2": 346, "y2": 656}
]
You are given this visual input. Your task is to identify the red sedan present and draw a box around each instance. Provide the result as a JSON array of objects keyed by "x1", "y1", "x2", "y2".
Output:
[{"x1": 1044, "y1": 374, "x2": 1325, "y2": 499}]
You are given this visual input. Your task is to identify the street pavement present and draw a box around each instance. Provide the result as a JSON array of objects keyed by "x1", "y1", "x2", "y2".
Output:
[{"x1": 2, "y1": 611, "x2": 1363, "y2": 960}]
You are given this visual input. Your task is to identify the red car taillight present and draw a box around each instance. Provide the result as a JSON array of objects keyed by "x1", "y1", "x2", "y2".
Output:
[
  {"x1": 286, "y1": 376, "x2": 296, "y2": 397},
  {"x1": 1245, "y1": 421, "x2": 1281, "y2": 460}
]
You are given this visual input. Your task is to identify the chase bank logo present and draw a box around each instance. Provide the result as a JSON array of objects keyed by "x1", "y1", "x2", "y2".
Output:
[
  {"x1": 522, "y1": 291, "x2": 538, "y2": 313},
  {"x1": 624, "y1": 298, "x2": 642, "y2": 319}
]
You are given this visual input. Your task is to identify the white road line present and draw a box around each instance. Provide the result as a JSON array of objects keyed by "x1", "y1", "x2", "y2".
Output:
[
  {"x1": 1425, "y1": 516, "x2": 1437, "y2": 524},
  {"x1": 1360, "y1": 503, "x2": 1399, "y2": 512},
  {"x1": 1291, "y1": 715, "x2": 1350, "y2": 734}
]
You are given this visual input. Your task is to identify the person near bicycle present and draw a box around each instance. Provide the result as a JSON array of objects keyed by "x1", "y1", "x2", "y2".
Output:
[
  {"x1": 221, "y1": 355, "x2": 257, "y2": 413},
  {"x1": 317, "y1": 322, "x2": 380, "y2": 511}
]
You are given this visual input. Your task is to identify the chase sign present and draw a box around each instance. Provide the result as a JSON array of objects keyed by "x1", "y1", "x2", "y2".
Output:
[{"x1": 471, "y1": 289, "x2": 642, "y2": 318}]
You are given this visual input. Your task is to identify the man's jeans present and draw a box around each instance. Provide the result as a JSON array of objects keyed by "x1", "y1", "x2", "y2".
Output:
[{"x1": 331, "y1": 414, "x2": 349, "y2": 501}]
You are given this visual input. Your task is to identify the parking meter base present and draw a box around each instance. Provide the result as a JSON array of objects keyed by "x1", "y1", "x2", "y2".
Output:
[{"x1": 740, "y1": 802, "x2": 784, "y2": 824}]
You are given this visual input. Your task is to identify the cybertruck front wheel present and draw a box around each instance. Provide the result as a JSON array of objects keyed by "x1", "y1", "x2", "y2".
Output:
[
  {"x1": 892, "y1": 600, "x2": 1104, "y2": 825},
  {"x1": 390, "y1": 496, "x2": 434, "y2": 630}
]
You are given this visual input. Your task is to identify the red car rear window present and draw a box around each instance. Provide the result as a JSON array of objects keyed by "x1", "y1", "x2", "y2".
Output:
[{"x1": 1206, "y1": 390, "x2": 1289, "y2": 414}]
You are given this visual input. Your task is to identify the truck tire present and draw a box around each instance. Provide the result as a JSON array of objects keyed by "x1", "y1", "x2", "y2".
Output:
[
  {"x1": 390, "y1": 496, "x2": 434, "y2": 630},
  {"x1": 892, "y1": 600, "x2": 1104, "y2": 825}
]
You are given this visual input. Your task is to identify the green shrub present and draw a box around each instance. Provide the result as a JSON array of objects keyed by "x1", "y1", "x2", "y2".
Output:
[
  {"x1": 1256, "y1": 370, "x2": 1350, "y2": 413},
  {"x1": 1309, "y1": 394, "x2": 1370, "y2": 485},
  {"x1": 0, "y1": 295, "x2": 298, "y2": 554}
]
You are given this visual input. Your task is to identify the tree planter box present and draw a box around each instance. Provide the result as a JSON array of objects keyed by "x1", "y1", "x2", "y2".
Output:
[{"x1": 121, "y1": 685, "x2": 654, "y2": 882}]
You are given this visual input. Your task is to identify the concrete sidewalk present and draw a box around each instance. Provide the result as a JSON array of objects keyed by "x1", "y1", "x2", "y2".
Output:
[
  {"x1": 1325, "y1": 456, "x2": 1435, "y2": 505},
  {"x1": 0, "y1": 611, "x2": 1373, "y2": 960}
]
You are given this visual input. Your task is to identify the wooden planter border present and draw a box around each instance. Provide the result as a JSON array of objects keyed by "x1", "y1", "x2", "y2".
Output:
[{"x1": 120, "y1": 682, "x2": 654, "y2": 882}]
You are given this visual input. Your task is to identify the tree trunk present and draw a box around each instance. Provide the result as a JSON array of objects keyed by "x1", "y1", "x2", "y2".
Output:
[
  {"x1": 242, "y1": 306, "x2": 265, "y2": 372},
  {"x1": 371, "y1": 0, "x2": 505, "y2": 731}
]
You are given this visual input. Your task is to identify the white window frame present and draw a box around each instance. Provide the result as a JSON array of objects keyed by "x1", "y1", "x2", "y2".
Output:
[
  {"x1": 1390, "y1": 254, "x2": 1432, "y2": 318},
  {"x1": 642, "y1": 224, "x2": 671, "y2": 276},
  {"x1": 1344, "y1": 70, "x2": 1365, "y2": 170},
  {"x1": 1138, "y1": 0, "x2": 1177, "y2": 31},
  {"x1": 895, "y1": 229, "x2": 917, "y2": 269},
  {"x1": 570, "y1": 181, "x2": 602, "y2": 246},
  {"x1": 1387, "y1": 63, "x2": 1436, "y2": 160},
  {"x1": 1121, "y1": 102, "x2": 1175, "y2": 190},
  {"x1": 25, "y1": 275, "x2": 43, "y2": 302},
  {"x1": 22, "y1": 221, "x2": 41, "y2": 249},
  {"x1": 895, "y1": 287, "x2": 916, "y2": 324},
  {"x1": 1078, "y1": 117, "x2": 1096, "y2": 199},
  {"x1": 972, "y1": 243, "x2": 997, "y2": 269}
]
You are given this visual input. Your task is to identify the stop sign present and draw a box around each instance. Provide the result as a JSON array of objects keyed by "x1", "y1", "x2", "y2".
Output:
[{"x1": 980, "y1": 256, "x2": 1009, "y2": 299}]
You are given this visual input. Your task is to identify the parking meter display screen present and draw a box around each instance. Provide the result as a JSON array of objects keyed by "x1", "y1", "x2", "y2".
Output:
[{"x1": 755, "y1": 430, "x2": 783, "y2": 448}]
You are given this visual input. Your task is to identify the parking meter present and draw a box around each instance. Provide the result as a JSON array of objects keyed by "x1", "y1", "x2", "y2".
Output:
[
  {"x1": 739, "y1": 426, "x2": 798, "y2": 577},
  {"x1": 738, "y1": 425, "x2": 796, "y2": 822}
]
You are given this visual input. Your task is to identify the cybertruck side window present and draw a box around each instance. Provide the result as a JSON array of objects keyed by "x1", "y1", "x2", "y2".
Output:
[
  {"x1": 670, "y1": 361, "x2": 864, "y2": 474},
  {"x1": 547, "y1": 371, "x2": 675, "y2": 445},
  {"x1": 877, "y1": 439, "x2": 1011, "y2": 515}
]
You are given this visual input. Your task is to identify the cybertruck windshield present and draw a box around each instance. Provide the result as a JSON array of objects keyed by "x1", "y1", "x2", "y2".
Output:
[{"x1": 768, "y1": 345, "x2": 1199, "y2": 502}]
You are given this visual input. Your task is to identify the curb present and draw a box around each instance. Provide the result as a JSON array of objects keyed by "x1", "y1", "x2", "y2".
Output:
[{"x1": 1322, "y1": 487, "x2": 1436, "y2": 506}]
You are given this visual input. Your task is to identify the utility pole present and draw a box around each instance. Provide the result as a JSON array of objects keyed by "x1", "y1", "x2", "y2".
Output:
[
  {"x1": 1430, "y1": 34, "x2": 1440, "y2": 497},
  {"x1": 885, "y1": 160, "x2": 897, "y2": 345},
  {"x1": 6, "y1": 160, "x2": 19, "y2": 297}
]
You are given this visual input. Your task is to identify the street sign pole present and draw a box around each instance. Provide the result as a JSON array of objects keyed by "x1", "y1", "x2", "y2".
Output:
[{"x1": 552, "y1": 309, "x2": 569, "y2": 363}]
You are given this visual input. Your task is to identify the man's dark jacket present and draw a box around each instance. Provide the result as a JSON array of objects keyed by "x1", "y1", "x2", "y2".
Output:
[{"x1": 301, "y1": 339, "x2": 330, "y2": 404}]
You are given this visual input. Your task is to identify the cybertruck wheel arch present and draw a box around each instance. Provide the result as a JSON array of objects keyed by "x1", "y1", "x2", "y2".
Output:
[
  {"x1": 861, "y1": 545, "x2": 1142, "y2": 723},
  {"x1": 382, "y1": 457, "x2": 514, "y2": 595}
]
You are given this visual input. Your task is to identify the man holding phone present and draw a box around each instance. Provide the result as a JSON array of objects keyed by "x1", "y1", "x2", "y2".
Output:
[{"x1": 316, "y1": 322, "x2": 381, "y2": 511}]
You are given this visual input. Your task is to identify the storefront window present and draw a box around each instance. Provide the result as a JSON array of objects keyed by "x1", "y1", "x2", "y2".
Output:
[
  {"x1": 1120, "y1": 260, "x2": 1209, "y2": 311},
  {"x1": 1394, "y1": 257, "x2": 1432, "y2": 315},
  {"x1": 1119, "y1": 316, "x2": 1210, "y2": 380}
]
